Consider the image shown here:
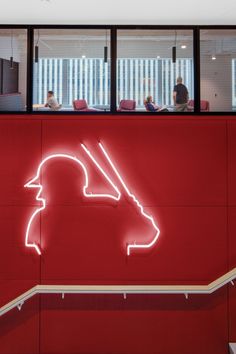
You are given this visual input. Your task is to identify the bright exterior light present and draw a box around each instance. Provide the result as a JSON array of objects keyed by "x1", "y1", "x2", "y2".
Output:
[
  {"x1": 212, "y1": 55, "x2": 216, "y2": 60},
  {"x1": 157, "y1": 55, "x2": 161, "y2": 59},
  {"x1": 181, "y1": 45, "x2": 187, "y2": 49},
  {"x1": 25, "y1": 143, "x2": 160, "y2": 257},
  {"x1": 82, "y1": 55, "x2": 86, "y2": 59}
]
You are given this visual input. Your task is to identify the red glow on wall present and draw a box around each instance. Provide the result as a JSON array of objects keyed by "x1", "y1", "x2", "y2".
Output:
[
  {"x1": 0, "y1": 115, "x2": 235, "y2": 354},
  {"x1": 24, "y1": 142, "x2": 160, "y2": 258}
]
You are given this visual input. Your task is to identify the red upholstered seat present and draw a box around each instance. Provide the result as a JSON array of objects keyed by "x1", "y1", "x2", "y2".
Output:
[
  {"x1": 73, "y1": 99, "x2": 88, "y2": 110},
  {"x1": 117, "y1": 99, "x2": 136, "y2": 111},
  {"x1": 73, "y1": 99, "x2": 98, "y2": 111},
  {"x1": 187, "y1": 99, "x2": 210, "y2": 112},
  {"x1": 200, "y1": 100, "x2": 210, "y2": 111}
]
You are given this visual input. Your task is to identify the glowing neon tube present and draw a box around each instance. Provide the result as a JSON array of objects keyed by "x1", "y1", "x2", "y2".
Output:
[
  {"x1": 25, "y1": 144, "x2": 160, "y2": 256},
  {"x1": 82, "y1": 143, "x2": 160, "y2": 256},
  {"x1": 24, "y1": 153, "x2": 120, "y2": 255}
]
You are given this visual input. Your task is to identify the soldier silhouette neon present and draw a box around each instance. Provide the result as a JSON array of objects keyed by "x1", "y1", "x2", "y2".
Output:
[{"x1": 24, "y1": 142, "x2": 160, "y2": 256}]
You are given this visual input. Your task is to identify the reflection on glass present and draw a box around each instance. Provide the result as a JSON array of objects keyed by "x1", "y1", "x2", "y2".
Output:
[
  {"x1": 201, "y1": 30, "x2": 236, "y2": 112},
  {"x1": 0, "y1": 28, "x2": 27, "y2": 111}
]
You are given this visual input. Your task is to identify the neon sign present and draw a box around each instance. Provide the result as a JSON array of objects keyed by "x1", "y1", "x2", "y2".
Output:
[{"x1": 24, "y1": 142, "x2": 160, "y2": 256}]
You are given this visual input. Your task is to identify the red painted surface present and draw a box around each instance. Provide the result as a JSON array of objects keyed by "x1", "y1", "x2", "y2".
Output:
[{"x1": 0, "y1": 115, "x2": 235, "y2": 353}]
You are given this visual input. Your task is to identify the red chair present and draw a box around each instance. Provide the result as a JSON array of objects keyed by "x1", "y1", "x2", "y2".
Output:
[
  {"x1": 200, "y1": 100, "x2": 210, "y2": 112},
  {"x1": 73, "y1": 99, "x2": 98, "y2": 112},
  {"x1": 117, "y1": 99, "x2": 136, "y2": 111},
  {"x1": 187, "y1": 100, "x2": 210, "y2": 112}
]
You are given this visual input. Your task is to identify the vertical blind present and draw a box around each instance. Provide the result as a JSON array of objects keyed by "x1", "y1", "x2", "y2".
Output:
[{"x1": 34, "y1": 58, "x2": 193, "y2": 107}]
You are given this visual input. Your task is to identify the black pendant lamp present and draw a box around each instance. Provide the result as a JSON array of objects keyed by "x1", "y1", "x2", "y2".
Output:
[
  {"x1": 172, "y1": 30, "x2": 177, "y2": 63},
  {"x1": 10, "y1": 30, "x2": 14, "y2": 69},
  {"x1": 35, "y1": 45, "x2": 39, "y2": 63},
  {"x1": 35, "y1": 30, "x2": 40, "y2": 63},
  {"x1": 104, "y1": 46, "x2": 108, "y2": 63},
  {"x1": 104, "y1": 29, "x2": 108, "y2": 63},
  {"x1": 10, "y1": 56, "x2": 13, "y2": 69}
]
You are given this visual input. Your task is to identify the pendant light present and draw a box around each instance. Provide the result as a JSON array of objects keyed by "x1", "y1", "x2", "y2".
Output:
[
  {"x1": 10, "y1": 29, "x2": 14, "y2": 69},
  {"x1": 35, "y1": 29, "x2": 40, "y2": 63},
  {"x1": 172, "y1": 30, "x2": 177, "y2": 63},
  {"x1": 211, "y1": 40, "x2": 217, "y2": 60},
  {"x1": 104, "y1": 29, "x2": 108, "y2": 63}
]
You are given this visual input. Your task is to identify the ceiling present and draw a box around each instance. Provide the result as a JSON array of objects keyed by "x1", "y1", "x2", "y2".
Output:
[{"x1": 0, "y1": 0, "x2": 236, "y2": 25}]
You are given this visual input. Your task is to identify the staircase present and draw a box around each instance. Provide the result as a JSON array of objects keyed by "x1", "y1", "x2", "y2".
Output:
[{"x1": 229, "y1": 343, "x2": 236, "y2": 354}]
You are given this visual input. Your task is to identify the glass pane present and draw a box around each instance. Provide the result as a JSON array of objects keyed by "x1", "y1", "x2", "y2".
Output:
[
  {"x1": 0, "y1": 28, "x2": 27, "y2": 111},
  {"x1": 200, "y1": 29, "x2": 236, "y2": 112},
  {"x1": 33, "y1": 29, "x2": 110, "y2": 112},
  {"x1": 117, "y1": 29, "x2": 194, "y2": 112}
]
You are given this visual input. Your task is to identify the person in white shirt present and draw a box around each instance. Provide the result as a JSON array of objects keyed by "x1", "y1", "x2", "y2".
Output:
[{"x1": 45, "y1": 91, "x2": 61, "y2": 111}]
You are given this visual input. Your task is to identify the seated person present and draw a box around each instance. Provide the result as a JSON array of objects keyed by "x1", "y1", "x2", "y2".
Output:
[
  {"x1": 144, "y1": 96, "x2": 169, "y2": 112},
  {"x1": 45, "y1": 91, "x2": 62, "y2": 111}
]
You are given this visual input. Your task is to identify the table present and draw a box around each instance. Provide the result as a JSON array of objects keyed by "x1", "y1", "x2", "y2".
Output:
[
  {"x1": 33, "y1": 104, "x2": 45, "y2": 110},
  {"x1": 92, "y1": 104, "x2": 110, "y2": 111}
]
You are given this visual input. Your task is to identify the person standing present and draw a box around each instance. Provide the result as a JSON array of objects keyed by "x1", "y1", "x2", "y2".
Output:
[{"x1": 173, "y1": 77, "x2": 189, "y2": 112}]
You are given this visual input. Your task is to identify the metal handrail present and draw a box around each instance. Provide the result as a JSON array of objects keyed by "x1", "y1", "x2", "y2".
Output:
[{"x1": 1, "y1": 267, "x2": 236, "y2": 316}]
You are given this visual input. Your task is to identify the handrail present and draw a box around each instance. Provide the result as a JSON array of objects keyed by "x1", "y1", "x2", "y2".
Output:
[
  {"x1": 229, "y1": 343, "x2": 236, "y2": 354},
  {"x1": 1, "y1": 267, "x2": 236, "y2": 317}
]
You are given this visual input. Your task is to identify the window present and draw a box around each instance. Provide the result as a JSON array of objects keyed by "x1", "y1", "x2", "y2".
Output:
[
  {"x1": 232, "y1": 59, "x2": 236, "y2": 108},
  {"x1": 200, "y1": 29, "x2": 236, "y2": 112},
  {"x1": 117, "y1": 30, "x2": 194, "y2": 112},
  {"x1": 33, "y1": 29, "x2": 111, "y2": 111},
  {"x1": 0, "y1": 26, "x2": 235, "y2": 115},
  {"x1": 0, "y1": 28, "x2": 27, "y2": 111}
]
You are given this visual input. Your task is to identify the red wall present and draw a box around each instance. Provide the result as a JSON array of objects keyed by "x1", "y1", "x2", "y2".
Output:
[{"x1": 0, "y1": 115, "x2": 235, "y2": 354}]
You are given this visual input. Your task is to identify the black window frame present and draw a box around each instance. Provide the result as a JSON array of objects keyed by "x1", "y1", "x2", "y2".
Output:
[
  {"x1": 0, "y1": 25, "x2": 30, "y2": 114},
  {"x1": 0, "y1": 24, "x2": 235, "y2": 115}
]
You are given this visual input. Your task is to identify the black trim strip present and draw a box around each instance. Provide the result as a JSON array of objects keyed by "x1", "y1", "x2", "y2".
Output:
[
  {"x1": 110, "y1": 27, "x2": 117, "y2": 113},
  {"x1": 193, "y1": 27, "x2": 200, "y2": 113},
  {"x1": 27, "y1": 27, "x2": 33, "y2": 113},
  {"x1": 1, "y1": 25, "x2": 236, "y2": 29}
]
